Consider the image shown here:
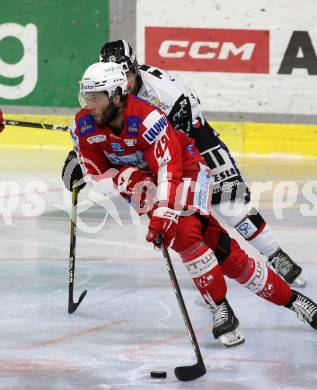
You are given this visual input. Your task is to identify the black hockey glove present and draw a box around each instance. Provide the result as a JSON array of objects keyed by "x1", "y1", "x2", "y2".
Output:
[
  {"x1": 62, "y1": 150, "x2": 86, "y2": 192},
  {"x1": 167, "y1": 95, "x2": 192, "y2": 135}
]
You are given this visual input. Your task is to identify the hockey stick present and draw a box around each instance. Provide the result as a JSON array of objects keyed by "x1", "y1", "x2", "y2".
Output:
[
  {"x1": 68, "y1": 184, "x2": 87, "y2": 314},
  {"x1": 4, "y1": 119, "x2": 70, "y2": 132},
  {"x1": 159, "y1": 235, "x2": 206, "y2": 381}
]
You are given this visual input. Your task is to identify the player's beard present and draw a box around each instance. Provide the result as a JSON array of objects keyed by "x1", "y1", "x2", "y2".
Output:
[{"x1": 99, "y1": 101, "x2": 118, "y2": 126}]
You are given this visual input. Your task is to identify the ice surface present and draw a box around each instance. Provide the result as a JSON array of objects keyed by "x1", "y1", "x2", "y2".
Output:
[{"x1": 0, "y1": 150, "x2": 316, "y2": 389}]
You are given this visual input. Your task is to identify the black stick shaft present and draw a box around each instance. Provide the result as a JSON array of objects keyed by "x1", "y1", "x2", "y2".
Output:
[
  {"x1": 4, "y1": 119, "x2": 70, "y2": 131},
  {"x1": 68, "y1": 186, "x2": 78, "y2": 306},
  {"x1": 160, "y1": 237, "x2": 204, "y2": 365},
  {"x1": 67, "y1": 185, "x2": 87, "y2": 314}
]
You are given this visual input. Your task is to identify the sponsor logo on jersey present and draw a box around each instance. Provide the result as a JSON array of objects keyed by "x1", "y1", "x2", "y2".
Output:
[
  {"x1": 87, "y1": 134, "x2": 107, "y2": 144},
  {"x1": 221, "y1": 179, "x2": 240, "y2": 192},
  {"x1": 143, "y1": 115, "x2": 168, "y2": 144},
  {"x1": 140, "y1": 91, "x2": 170, "y2": 111},
  {"x1": 109, "y1": 132, "x2": 121, "y2": 140},
  {"x1": 124, "y1": 139, "x2": 136, "y2": 147},
  {"x1": 77, "y1": 114, "x2": 96, "y2": 136},
  {"x1": 195, "y1": 169, "x2": 212, "y2": 215},
  {"x1": 149, "y1": 97, "x2": 170, "y2": 111},
  {"x1": 111, "y1": 142, "x2": 125, "y2": 153},
  {"x1": 107, "y1": 55, "x2": 117, "y2": 62},
  {"x1": 236, "y1": 217, "x2": 258, "y2": 239},
  {"x1": 127, "y1": 115, "x2": 141, "y2": 136},
  {"x1": 243, "y1": 261, "x2": 267, "y2": 293},
  {"x1": 185, "y1": 249, "x2": 217, "y2": 278},
  {"x1": 195, "y1": 273, "x2": 214, "y2": 288},
  {"x1": 145, "y1": 26, "x2": 269, "y2": 74},
  {"x1": 212, "y1": 167, "x2": 238, "y2": 183},
  {"x1": 186, "y1": 144, "x2": 197, "y2": 156},
  {"x1": 103, "y1": 150, "x2": 147, "y2": 168}
]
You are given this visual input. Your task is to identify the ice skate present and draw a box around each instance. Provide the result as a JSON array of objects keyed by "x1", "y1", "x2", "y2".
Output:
[
  {"x1": 210, "y1": 298, "x2": 245, "y2": 347},
  {"x1": 268, "y1": 249, "x2": 305, "y2": 286},
  {"x1": 285, "y1": 290, "x2": 317, "y2": 329}
]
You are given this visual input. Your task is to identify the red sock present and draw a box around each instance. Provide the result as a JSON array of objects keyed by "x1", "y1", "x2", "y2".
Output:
[
  {"x1": 180, "y1": 241, "x2": 227, "y2": 304},
  {"x1": 220, "y1": 238, "x2": 291, "y2": 305},
  {"x1": 256, "y1": 267, "x2": 292, "y2": 305}
]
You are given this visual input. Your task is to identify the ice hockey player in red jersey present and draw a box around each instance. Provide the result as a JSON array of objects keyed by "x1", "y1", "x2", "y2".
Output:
[
  {"x1": 0, "y1": 109, "x2": 5, "y2": 133},
  {"x1": 62, "y1": 40, "x2": 305, "y2": 288},
  {"x1": 72, "y1": 61, "x2": 317, "y2": 347}
]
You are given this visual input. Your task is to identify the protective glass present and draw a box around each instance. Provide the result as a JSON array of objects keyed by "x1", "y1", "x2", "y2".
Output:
[{"x1": 78, "y1": 91, "x2": 108, "y2": 108}]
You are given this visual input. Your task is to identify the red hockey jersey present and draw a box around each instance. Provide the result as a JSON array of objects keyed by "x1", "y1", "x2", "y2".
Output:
[{"x1": 74, "y1": 94, "x2": 203, "y2": 206}]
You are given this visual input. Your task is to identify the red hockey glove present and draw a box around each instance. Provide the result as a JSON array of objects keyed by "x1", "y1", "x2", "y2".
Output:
[
  {"x1": 0, "y1": 110, "x2": 4, "y2": 132},
  {"x1": 114, "y1": 167, "x2": 156, "y2": 213},
  {"x1": 115, "y1": 167, "x2": 155, "y2": 195},
  {"x1": 146, "y1": 207, "x2": 179, "y2": 248}
]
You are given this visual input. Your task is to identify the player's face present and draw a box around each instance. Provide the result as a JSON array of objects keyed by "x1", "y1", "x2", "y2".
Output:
[
  {"x1": 85, "y1": 92, "x2": 117, "y2": 125},
  {"x1": 126, "y1": 71, "x2": 138, "y2": 94}
]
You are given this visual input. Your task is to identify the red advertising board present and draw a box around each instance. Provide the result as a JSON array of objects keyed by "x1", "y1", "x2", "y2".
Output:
[{"x1": 145, "y1": 26, "x2": 269, "y2": 73}]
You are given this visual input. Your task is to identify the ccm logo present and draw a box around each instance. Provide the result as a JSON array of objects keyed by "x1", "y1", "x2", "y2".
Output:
[
  {"x1": 159, "y1": 40, "x2": 255, "y2": 60},
  {"x1": 145, "y1": 27, "x2": 269, "y2": 73}
]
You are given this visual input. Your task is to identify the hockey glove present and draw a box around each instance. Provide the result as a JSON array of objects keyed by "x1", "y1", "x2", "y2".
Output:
[
  {"x1": 146, "y1": 207, "x2": 179, "y2": 248},
  {"x1": 62, "y1": 150, "x2": 86, "y2": 192},
  {"x1": 0, "y1": 110, "x2": 4, "y2": 132},
  {"x1": 115, "y1": 167, "x2": 155, "y2": 196}
]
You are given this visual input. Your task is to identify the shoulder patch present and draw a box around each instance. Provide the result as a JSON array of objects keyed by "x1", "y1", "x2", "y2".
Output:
[{"x1": 77, "y1": 114, "x2": 96, "y2": 136}]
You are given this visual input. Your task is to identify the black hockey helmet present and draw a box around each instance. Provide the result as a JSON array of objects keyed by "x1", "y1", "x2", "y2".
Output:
[{"x1": 99, "y1": 40, "x2": 139, "y2": 74}]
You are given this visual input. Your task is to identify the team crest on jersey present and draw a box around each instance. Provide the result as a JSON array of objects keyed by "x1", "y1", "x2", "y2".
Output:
[
  {"x1": 111, "y1": 142, "x2": 125, "y2": 153},
  {"x1": 143, "y1": 115, "x2": 168, "y2": 144},
  {"x1": 127, "y1": 116, "x2": 141, "y2": 136},
  {"x1": 77, "y1": 114, "x2": 96, "y2": 136}
]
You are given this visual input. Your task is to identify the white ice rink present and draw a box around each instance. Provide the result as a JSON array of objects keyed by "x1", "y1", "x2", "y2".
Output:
[{"x1": 0, "y1": 149, "x2": 317, "y2": 389}]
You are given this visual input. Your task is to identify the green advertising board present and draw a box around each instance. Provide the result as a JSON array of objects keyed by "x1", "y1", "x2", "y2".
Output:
[{"x1": 0, "y1": 0, "x2": 109, "y2": 107}]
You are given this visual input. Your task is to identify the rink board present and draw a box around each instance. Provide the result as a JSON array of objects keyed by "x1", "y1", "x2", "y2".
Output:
[{"x1": 1, "y1": 113, "x2": 317, "y2": 157}]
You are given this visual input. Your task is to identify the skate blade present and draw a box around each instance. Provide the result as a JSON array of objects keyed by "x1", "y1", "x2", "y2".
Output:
[
  {"x1": 291, "y1": 275, "x2": 307, "y2": 288},
  {"x1": 219, "y1": 329, "x2": 245, "y2": 348}
]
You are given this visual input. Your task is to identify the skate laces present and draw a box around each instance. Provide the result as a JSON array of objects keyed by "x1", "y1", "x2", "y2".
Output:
[
  {"x1": 270, "y1": 252, "x2": 293, "y2": 276},
  {"x1": 212, "y1": 302, "x2": 229, "y2": 328},
  {"x1": 291, "y1": 294, "x2": 317, "y2": 324}
]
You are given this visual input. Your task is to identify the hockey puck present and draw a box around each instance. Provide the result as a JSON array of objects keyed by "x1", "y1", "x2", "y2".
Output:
[{"x1": 150, "y1": 371, "x2": 167, "y2": 378}]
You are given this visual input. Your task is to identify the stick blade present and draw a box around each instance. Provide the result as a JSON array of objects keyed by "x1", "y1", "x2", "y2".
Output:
[
  {"x1": 174, "y1": 361, "x2": 206, "y2": 381},
  {"x1": 68, "y1": 290, "x2": 87, "y2": 314}
]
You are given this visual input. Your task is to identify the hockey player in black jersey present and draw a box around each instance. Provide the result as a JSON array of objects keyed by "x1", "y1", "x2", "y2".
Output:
[{"x1": 62, "y1": 39, "x2": 305, "y2": 288}]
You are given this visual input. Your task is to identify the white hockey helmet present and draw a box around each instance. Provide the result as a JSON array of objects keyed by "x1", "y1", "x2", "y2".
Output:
[{"x1": 78, "y1": 62, "x2": 128, "y2": 106}]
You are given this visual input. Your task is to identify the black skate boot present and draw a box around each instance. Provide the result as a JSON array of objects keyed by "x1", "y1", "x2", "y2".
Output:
[
  {"x1": 285, "y1": 290, "x2": 317, "y2": 330},
  {"x1": 211, "y1": 298, "x2": 245, "y2": 347},
  {"x1": 268, "y1": 249, "x2": 305, "y2": 286}
]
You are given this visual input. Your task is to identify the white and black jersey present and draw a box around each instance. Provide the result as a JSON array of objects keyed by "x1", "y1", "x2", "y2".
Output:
[
  {"x1": 137, "y1": 64, "x2": 205, "y2": 134},
  {"x1": 136, "y1": 64, "x2": 250, "y2": 204}
]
